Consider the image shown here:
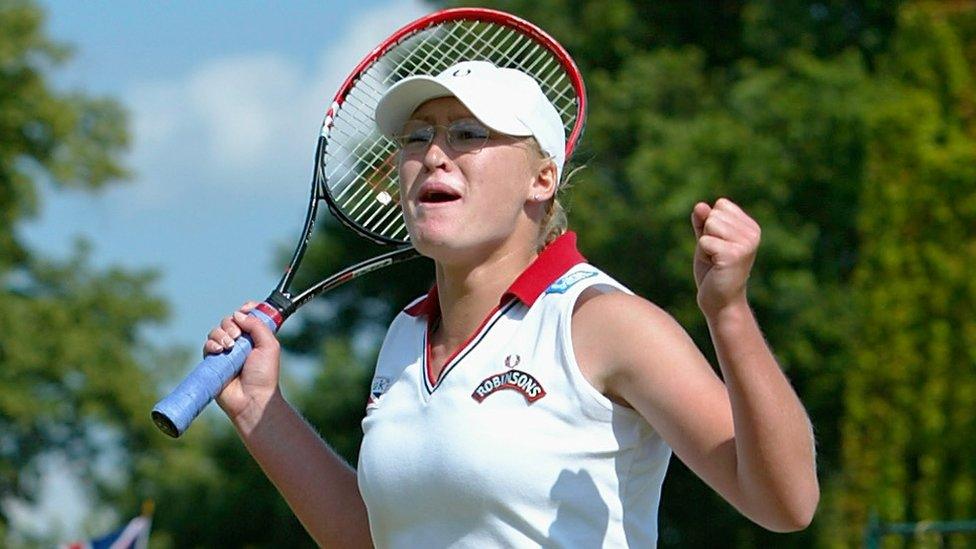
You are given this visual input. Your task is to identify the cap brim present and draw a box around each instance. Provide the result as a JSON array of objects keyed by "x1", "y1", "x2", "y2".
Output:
[
  {"x1": 375, "y1": 75, "x2": 534, "y2": 138},
  {"x1": 375, "y1": 77, "x2": 453, "y2": 136}
]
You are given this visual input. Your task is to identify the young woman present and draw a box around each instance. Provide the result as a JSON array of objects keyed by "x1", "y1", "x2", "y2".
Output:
[{"x1": 204, "y1": 61, "x2": 819, "y2": 547}]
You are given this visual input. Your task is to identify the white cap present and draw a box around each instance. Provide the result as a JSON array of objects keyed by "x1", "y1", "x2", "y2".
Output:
[{"x1": 375, "y1": 60, "x2": 565, "y2": 181}]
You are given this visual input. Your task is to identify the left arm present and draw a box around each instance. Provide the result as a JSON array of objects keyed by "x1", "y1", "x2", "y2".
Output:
[
  {"x1": 572, "y1": 198, "x2": 818, "y2": 531},
  {"x1": 691, "y1": 197, "x2": 820, "y2": 528},
  {"x1": 700, "y1": 293, "x2": 819, "y2": 530}
]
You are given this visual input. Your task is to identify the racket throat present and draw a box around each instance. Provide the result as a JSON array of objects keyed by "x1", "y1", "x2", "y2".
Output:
[{"x1": 262, "y1": 290, "x2": 295, "y2": 326}]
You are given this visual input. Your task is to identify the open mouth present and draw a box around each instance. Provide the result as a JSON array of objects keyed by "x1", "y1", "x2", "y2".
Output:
[{"x1": 419, "y1": 188, "x2": 461, "y2": 204}]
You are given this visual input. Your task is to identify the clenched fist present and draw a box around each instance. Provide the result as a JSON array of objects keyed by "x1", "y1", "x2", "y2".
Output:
[{"x1": 691, "y1": 198, "x2": 761, "y2": 317}]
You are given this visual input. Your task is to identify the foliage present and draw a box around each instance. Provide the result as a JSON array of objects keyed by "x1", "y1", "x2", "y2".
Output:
[
  {"x1": 143, "y1": 1, "x2": 974, "y2": 547},
  {"x1": 144, "y1": 338, "x2": 374, "y2": 549},
  {"x1": 0, "y1": 0, "x2": 170, "y2": 545},
  {"x1": 7, "y1": 0, "x2": 976, "y2": 547},
  {"x1": 280, "y1": 0, "x2": 969, "y2": 547},
  {"x1": 830, "y1": 4, "x2": 976, "y2": 547}
]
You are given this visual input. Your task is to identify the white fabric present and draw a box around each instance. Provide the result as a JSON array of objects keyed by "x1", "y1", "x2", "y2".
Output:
[
  {"x1": 358, "y1": 264, "x2": 672, "y2": 548},
  {"x1": 374, "y1": 60, "x2": 566, "y2": 181}
]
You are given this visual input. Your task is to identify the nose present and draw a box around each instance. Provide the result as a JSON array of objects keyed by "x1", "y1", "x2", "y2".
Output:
[{"x1": 421, "y1": 128, "x2": 451, "y2": 170}]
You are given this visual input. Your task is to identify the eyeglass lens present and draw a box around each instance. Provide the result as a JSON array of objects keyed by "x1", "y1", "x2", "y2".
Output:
[{"x1": 396, "y1": 119, "x2": 491, "y2": 154}]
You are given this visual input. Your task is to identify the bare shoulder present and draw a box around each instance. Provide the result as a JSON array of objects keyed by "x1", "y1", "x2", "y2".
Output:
[
  {"x1": 573, "y1": 287, "x2": 678, "y2": 331},
  {"x1": 571, "y1": 287, "x2": 737, "y2": 490},
  {"x1": 571, "y1": 288, "x2": 705, "y2": 401},
  {"x1": 572, "y1": 287, "x2": 694, "y2": 355}
]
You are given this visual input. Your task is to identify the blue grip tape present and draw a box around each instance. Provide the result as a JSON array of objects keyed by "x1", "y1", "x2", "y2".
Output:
[{"x1": 151, "y1": 307, "x2": 279, "y2": 438}]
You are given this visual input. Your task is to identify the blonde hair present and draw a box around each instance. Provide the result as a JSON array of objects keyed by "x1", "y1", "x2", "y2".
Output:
[
  {"x1": 536, "y1": 164, "x2": 584, "y2": 251},
  {"x1": 521, "y1": 136, "x2": 581, "y2": 251},
  {"x1": 537, "y1": 196, "x2": 567, "y2": 250}
]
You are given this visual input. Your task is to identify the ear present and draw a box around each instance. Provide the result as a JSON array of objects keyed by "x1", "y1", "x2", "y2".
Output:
[{"x1": 529, "y1": 159, "x2": 558, "y2": 201}]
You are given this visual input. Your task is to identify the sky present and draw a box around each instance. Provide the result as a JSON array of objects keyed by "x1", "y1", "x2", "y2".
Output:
[
  {"x1": 12, "y1": 0, "x2": 430, "y2": 540},
  {"x1": 24, "y1": 0, "x2": 430, "y2": 350}
]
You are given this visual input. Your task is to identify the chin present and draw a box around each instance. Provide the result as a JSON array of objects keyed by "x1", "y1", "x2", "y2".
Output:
[
  {"x1": 407, "y1": 223, "x2": 454, "y2": 255},
  {"x1": 406, "y1": 211, "x2": 518, "y2": 262},
  {"x1": 415, "y1": 232, "x2": 517, "y2": 269},
  {"x1": 410, "y1": 233, "x2": 463, "y2": 261},
  {"x1": 408, "y1": 227, "x2": 482, "y2": 265},
  {"x1": 407, "y1": 209, "x2": 458, "y2": 234}
]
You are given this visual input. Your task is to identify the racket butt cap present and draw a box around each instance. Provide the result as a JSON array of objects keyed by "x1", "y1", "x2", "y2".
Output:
[{"x1": 151, "y1": 410, "x2": 181, "y2": 438}]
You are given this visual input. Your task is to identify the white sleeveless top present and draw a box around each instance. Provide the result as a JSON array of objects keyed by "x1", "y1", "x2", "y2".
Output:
[{"x1": 357, "y1": 233, "x2": 672, "y2": 548}]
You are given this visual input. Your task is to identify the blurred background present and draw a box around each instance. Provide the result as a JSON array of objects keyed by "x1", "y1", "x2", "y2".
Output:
[{"x1": 2, "y1": 0, "x2": 974, "y2": 547}]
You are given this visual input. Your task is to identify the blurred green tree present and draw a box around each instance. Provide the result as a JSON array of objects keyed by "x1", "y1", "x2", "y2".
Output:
[
  {"x1": 142, "y1": 1, "x2": 976, "y2": 547},
  {"x1": 828, "y1": 4, "x2": 976, "y2": 547},
  {"x1": 144, "y1": 338, "x2": 372, "y2": 549},
  {"x1": 0, "y1": 1, "x2": 181, "y2": 545},
  {"x1": 439, "y1": 1, "x2": 892, "y2": 546}
]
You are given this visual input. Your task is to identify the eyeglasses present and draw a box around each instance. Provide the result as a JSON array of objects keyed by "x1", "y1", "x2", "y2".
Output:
[{"x1": 394, "y1": 118, "x2": 493, "y2": 155}]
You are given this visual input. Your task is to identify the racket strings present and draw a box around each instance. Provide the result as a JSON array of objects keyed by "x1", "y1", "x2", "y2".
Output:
[
  {"x1": 330, "y1": 26, "x2": 567, "y2": 208},
  {"x1": 322, "y1": 18, "x2": 583, "y2": 243},
  {"x1": 328, "y1": 23, "x2": 575, "y2": 194},
  {"x1": 323, "y1": 27, "x2": 475, "y2": 218}
]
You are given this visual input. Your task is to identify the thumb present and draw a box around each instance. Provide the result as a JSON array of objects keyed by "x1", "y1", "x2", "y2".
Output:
[
  {"x1": 234, "y1": 311, "x2": 278, "y2": 349},
  {"x1": 691, "y1": 202, "x2": 711, "y2": 239}
]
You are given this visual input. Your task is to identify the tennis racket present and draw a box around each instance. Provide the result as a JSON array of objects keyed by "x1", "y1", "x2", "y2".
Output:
[{"x1": 151, "y1": 7, "x2": 588, "y2": 438}]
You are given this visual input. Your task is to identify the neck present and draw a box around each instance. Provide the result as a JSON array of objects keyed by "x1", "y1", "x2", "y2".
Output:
[{"x1": 433, "y1": 238, "x2": 536, "y2": 344}]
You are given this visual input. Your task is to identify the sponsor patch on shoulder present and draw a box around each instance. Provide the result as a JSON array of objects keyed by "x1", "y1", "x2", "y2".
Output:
[
  {"x1": 545, "y1": 270, "x2": 597, "y2": 294},
  {"x1": 471, "y1": 370, "x2": 546, "y2": 404},
  {"x1": 366, "y1": 376, "x2": 390, "y2": 408}
]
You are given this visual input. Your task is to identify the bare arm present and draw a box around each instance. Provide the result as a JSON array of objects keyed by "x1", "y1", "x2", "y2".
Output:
[
  {"x1": 704, "y1": 296, "x2": 819, "y2": 529},
  {"x1": 572, "y1": 198, "x2": 818, "y2": 531},
  {"x1": 207, "y1": 306, "x2": 372, "y2": 548}
]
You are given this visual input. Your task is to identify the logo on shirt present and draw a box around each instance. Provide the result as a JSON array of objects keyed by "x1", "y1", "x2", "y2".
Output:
[
  {"x1": 471, "y1": 370, "x2": 546, "y2": 404},
  {"x1": 366, "y1": 376, "x2": 390, "y2": 408},
  {"x1": 545, "y1": 270, "x2": 597, "y2": 294}
]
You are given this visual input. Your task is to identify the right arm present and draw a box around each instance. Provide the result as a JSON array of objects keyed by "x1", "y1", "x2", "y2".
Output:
[{"x1": 207, "y1": 304, "x2": 372, "y2": 548}]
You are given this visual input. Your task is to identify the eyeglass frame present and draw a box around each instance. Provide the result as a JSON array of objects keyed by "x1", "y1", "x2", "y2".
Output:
[{"x1": 393, "y1": 118, "x2": 513, "y2": 156}]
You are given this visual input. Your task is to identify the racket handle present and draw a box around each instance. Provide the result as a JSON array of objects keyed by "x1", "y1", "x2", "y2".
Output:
[{"x1": 151, "y1": 306, "x2": 281, "y2": 438}]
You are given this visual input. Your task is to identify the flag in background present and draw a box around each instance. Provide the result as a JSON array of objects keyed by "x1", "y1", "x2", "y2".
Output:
[{"x1": 61, "y1": 501, "x2": 153, "y2": 549}]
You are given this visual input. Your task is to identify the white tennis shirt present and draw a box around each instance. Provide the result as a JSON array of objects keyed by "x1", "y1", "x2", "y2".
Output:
[{"x1": 357, "y1": 233, "x2": 672, "y2": 547}]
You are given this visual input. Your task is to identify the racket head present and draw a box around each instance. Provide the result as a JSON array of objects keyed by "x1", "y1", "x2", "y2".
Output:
[{"x1": 318, "y1": 7, "x2": 587, "y2": 247}]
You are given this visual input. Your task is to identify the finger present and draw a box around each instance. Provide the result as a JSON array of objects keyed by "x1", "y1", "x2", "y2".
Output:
[
  {"x1": 704, "y1": 208, "x2": 744, "y2": 237},
  {"x1": 234, "y1": 311, "x2": 279, "y2": 351},
  {"x1": 208, "y1": 326, "x2": 234, "y2": 349},
  {"x1": 239, "y1": 301, "x2": 259, "y2": 313},
  {"x1": 691, "y1": 202, "x2": 711, "y2": 239},
  {"x1": 707, "y1": 209, "x2": 761, "y2": 248},
  {"x1": 713, "y1": 199, "x2": 761, "y2": 234},
  {"x1": 713, "y1": 196, "x2": 751, "y2": 215},
  {"x1": 220, "y1": 316, "x2": 243, "y2": 340},
  {"x1": 203, "y1": 339, "x2": 225, "y2": 357},
  {"x1": 702, "y1": 214, "x2": 737, "y2": 240},
  {"x1": 698, "y1": 235, "x2": 726, "y2": 258}
]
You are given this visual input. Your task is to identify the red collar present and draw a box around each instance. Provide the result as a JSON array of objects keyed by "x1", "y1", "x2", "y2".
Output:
[{"x1": 404, "y1": 231, "x2": 586, "y2": 318}]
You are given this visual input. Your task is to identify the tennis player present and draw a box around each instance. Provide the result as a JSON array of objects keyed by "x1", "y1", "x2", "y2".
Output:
[{"x1": 205, "y1": 61, "x2": 819, "y2": 547}]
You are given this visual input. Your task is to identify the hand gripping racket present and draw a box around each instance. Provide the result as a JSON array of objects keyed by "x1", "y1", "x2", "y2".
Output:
[{"x1": 151, "y1": 7, "x2": 588, "y2": 438}]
